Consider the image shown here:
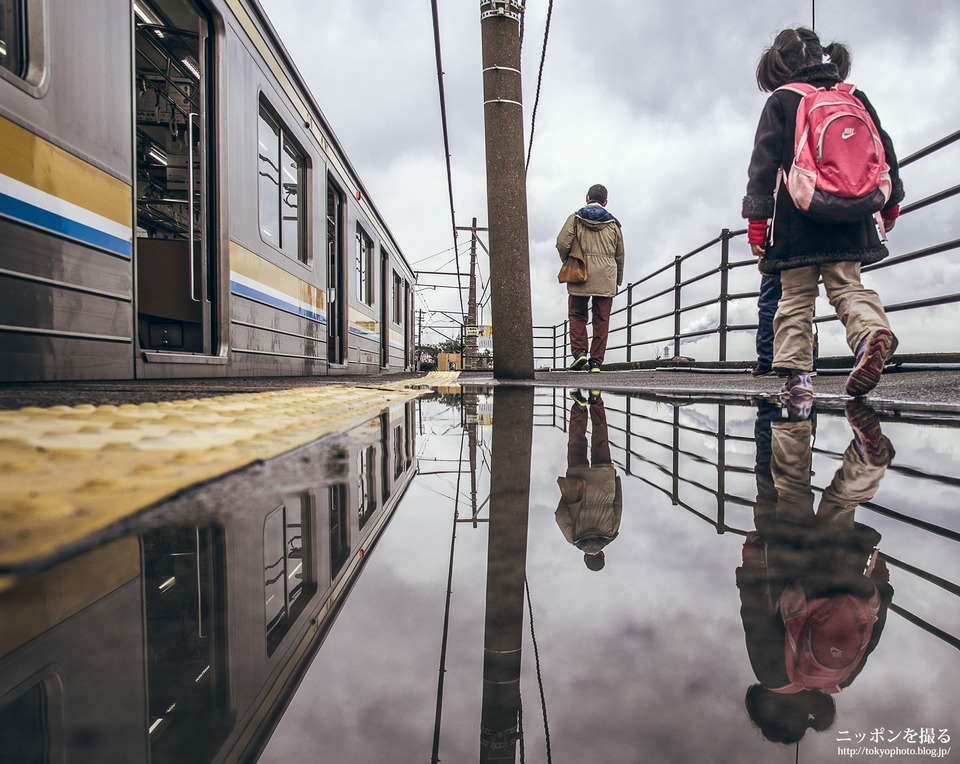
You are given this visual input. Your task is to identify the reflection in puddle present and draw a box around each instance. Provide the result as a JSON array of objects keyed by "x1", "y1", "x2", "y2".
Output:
[{"x1": 1, "y1": 388, "x2": 957, "y2": 762}]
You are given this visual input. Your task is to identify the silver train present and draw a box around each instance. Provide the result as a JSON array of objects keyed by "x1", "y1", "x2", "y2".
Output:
[
  {"x1": 0, "y1": 400, "x2": 417, "y2": 762},
  {"x1": 0, "y1": 0, "x2": 415, "y2": 382}
]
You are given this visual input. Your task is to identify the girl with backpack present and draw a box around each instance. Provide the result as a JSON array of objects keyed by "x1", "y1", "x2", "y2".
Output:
[{"x1": 742, "y1": 28, "x2": 904, "y2": 401}]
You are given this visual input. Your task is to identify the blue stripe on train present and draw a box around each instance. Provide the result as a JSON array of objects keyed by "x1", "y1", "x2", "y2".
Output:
[
  {"x1": 230, "y1": 279, "x2": 327, "y2": 325},
  {"x1": 0, "y1": 191, "x2": 132, "y2": 258}
]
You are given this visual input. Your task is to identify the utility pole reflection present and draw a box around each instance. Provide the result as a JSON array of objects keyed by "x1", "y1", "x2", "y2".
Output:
[{"x1": 479, "y1": 387, "x2": 534, "y2": 761}]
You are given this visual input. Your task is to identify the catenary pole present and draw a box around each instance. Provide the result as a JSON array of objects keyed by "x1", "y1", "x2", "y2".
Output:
[{"x1": 480, "y1": 0, "x2": 535, "y2": 379}]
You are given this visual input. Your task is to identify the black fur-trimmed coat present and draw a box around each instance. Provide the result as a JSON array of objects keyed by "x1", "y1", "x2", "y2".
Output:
[{"x1": 741, "y1": 63, "x2": 904, "y2": 275}]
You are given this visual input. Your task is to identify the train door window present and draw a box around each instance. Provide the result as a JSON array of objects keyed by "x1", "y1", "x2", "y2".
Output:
[
  {"x1": 135, "y1": 0, "x2": 217, "y2": 355},
  {"x1": 357, "y1": 445, "x2": 377, "y2": 530},
  {"x1": 326, "y1": 180, "x2": 345, "y2": 364},
  {"x1": 264, "y1": 494, "x2": 316, "y2": 655},
  {"x1": 257, "y1": 100, "x2": 307, "y2": 263},
  {"x1": 143, "y1": 524, "x2": 229, "y2": 763},
  {"x1": 380, "y1": 249, "x2": 389, "y2": 366},
  {"x1": 329, "y1": 483, "x2": 350, "y2": 578},
  {"x1": 355, "y1": 225, "x2": 373, "y2": 305}
]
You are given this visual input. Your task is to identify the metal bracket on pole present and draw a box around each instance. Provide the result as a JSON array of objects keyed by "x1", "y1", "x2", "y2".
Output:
[{"x1": 480, "y1": 0, "x2": 523, "y2": 23}]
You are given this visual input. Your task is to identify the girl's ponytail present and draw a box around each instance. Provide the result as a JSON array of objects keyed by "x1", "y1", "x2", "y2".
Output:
[{"x1": 823, "y1": 42, "x2": 852, "y2": 81}]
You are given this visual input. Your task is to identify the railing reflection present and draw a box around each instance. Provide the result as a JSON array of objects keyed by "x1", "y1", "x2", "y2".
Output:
[{"x1": 535, "y1": 388, "x2": 960, "y2": 658}]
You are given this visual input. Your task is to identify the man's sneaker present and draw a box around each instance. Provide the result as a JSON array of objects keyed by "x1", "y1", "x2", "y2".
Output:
[
  {"x1": 588, "y1": 390, "x2": 602, "y2": 404},
  {"x1": 569, "y1": 390, "x2": 588, "y2": 410},
  {"x1": 846, "y1": 328, "x2": 895, "y2": 397},
  {"x1": 569, "y1": 354, "x2": 589, "y2": 371},
  {"x1": 846, "y1": 400, "x2": 894, "y2": 468},
  {"x1": 751, "y1": 365, "x2": 774, "y2": 377},
  {"x1": 588, "y1": 360, "x2": 602, "y2": 372}
]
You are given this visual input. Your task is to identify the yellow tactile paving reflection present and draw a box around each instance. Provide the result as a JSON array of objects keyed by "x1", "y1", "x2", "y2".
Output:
[{"x1": 0, "y1": 372, "x2": 459, "y2": 575}]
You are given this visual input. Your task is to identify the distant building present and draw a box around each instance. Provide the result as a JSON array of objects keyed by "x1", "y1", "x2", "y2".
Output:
[{"x1": 437, "y1": 353, "x2": 462, "y2": 371}]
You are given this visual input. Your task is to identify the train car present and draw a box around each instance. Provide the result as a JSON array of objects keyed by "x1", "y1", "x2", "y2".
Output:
[
  {"x1": 0, "y1": 399, "x2": 418, "y2": 762},
  {"x1": 0, "y1": 0, "x2": 416, "y2": 382}
]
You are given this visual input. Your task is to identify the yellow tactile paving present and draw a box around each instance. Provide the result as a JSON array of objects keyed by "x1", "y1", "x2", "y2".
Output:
[{"x1": 0, "y1": 373, "x2": 458, "y2": 575}]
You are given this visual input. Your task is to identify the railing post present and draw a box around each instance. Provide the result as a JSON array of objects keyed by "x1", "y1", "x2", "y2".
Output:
[
  {"x1": 563, "y1": 319, "x2": 569, "y2": 367},
  {"x1": 673, "y1": 256, "x2": 682, "y2": 358},
  {"x1": 552, "y1": 323, "x2": 557, "y2": 369},
  {"x1": 719, "y1": 228, "x2": 730, "y2": 363},
  {"x1": 625, "y1": 396, "x2": 632, "y2": 474},
  {"x1": 626, "y1": 283, "x2": 634, "y2": 363},
  {"x1": 716, "y1": 405, "x2": 726, "y2": 533}
]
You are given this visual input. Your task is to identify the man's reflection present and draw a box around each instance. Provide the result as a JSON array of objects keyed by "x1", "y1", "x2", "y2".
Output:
[
  {"x1": 556, "y1": 390, "x2": 622, "y2": 571},
  {"x1": 737, "y1": 400, "x2": 895, "y2": 744}
]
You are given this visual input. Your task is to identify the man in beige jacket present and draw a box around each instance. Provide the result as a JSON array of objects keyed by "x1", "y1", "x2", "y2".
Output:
[{"x1": 556, "y1": 184, "x2": 625, "y2": 371}]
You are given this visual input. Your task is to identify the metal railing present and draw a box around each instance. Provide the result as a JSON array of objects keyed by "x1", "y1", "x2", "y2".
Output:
[
  {"x1": 536, "y1": 129, "x2": 960, "y2": 369},
  {"x1": 533, "y1": 388, "x2": 960, "y2": 650}
]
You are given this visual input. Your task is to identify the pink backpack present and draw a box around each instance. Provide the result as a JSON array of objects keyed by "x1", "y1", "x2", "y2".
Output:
[
  {"x1": 772, "y1": 580, "x2": 880, "y2": 694},
  {"x1": 778, "y1": 82, "x2": 892, "y2": 223}
]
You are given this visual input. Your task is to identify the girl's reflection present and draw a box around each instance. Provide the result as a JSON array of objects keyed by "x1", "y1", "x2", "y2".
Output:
[
  {"x1": 737, "y1": 400, "x2": 895, "y2": 744},
  {"x1": 555, "y1": 390, "x2": 622, "y2": 571}
]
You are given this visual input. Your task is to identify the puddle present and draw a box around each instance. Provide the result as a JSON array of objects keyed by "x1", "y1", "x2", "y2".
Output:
[{"x1": 1, "y1": 387, "x2": 957, "y2": 762}]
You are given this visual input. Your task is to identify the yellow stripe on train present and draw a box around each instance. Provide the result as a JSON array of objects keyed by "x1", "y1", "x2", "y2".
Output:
[{"x1": 0, "y1": 115, "x2": 132, "y2": 228}]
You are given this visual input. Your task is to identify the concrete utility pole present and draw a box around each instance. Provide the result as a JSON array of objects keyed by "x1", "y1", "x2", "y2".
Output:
[
  {"x1": 480, "y1": 0, "x2": 535, "y2": 379},
  {"x1": 478, "y1": 387, "x2": 533, "y2": 761}
]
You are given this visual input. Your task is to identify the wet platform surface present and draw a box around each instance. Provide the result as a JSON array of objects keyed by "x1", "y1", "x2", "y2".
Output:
[{"x1": 0, "y1": 377, "x2": 957, "y2": 762}]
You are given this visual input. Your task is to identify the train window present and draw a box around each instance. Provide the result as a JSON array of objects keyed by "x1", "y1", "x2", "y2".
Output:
[
  {"x1": 357, "y1": 445, "x2": 377, "y2": 529},
  {"x1": 143, "y1": 524, "x2": 230, "y2": 760},
  {"x1": 0, "y1": 0, "x2": 25, "y2": 77},
  {"x1": 264, "y1": 494, "x2": 315, "y2": 655},
  {"x1": 258, "y1": 100, "x2": 307, "y2": 263},
  {"x1": 0, "y1": 0, "x2": 44, "y2": 93},
  {"x1": 329, "y1": 484, "x2": 350, "y2": 579},
  {"x1": 0, "y1": 681, "x2": 45, "y2": 763},
  {"x1": 392, "y1": 272, "x2": 404, "y2": 325},
  {"x1": 355, "y1": 225, "x2": 373, "y2": 305},
  {"x1": 393, "y1": 424, "x2": 405, "y2": 480}
]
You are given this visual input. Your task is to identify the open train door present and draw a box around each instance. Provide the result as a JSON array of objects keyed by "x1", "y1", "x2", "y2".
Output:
[{"x1": 133, "y1": 0, "x2": 219, "y2": 359}]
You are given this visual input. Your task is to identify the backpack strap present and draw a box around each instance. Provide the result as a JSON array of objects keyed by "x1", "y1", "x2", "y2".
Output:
[
  {"x1": 835, "y1": 82, "x2": 858, "y2": 95},
  {"x1": 775, "y1": 82, "x2": 819, "y2": 97}
]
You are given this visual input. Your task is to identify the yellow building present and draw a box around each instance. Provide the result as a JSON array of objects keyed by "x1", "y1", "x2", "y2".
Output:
[{"x1": 437, "y1": 353, "x2": 462, "y2": 371}]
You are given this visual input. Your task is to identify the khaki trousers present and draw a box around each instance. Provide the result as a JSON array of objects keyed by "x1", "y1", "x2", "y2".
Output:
[
  {"x1": 773, "y1": 261, "x2": 895, "y2": 372},
  {"x1": 771, "y1": 419, "x2": 890, "y2": 528}
]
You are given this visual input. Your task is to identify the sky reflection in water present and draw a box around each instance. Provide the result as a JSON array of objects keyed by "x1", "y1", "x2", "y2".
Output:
[{"x1": 262, "y1": 387, "x2": 960, "y2": 763}]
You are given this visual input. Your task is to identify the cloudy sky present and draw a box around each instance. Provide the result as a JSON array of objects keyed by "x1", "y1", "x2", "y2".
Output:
[{"x1": 257, "y1": 0, "x2": 960, "y2": 361}]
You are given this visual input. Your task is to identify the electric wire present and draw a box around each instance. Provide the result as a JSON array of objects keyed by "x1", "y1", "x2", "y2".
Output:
[
  {"x1": 525, "y1": 0, "x2": 554, "y2": 172},
  {"x1": 429, "y1": 0, "x2": 464, "y2": 317},
  {"x1": 430, "y1": 428, "x2": 466, "y2": 763},
  {"x1": 525, "y1": 576, "x2": 553, "y2": 763}
]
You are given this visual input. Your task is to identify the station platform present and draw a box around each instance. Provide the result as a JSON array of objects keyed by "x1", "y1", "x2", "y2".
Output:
[
  {"x1": 0, "y1": 372, "x2": 459, "y2": 585},
  {"x1": 2, "y1": 365, "x2": 958, "y2": 586}
]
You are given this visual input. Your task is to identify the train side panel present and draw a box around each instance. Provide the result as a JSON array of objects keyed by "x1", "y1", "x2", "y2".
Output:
[
  {"x1": 0, "y1": 0, "x2": 415, "y2": 383},
  {"x1": 0, "y1": 0, "x2": 135, "y2": 381}
]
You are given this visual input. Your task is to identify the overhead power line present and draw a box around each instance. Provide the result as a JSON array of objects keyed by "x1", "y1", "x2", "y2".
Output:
[
  {"x1": 430, "y1": 0, "x2": 464, "y2": 316},
  {"x1": 525, "y1": 0, "x2": 554, "y2": 171}
]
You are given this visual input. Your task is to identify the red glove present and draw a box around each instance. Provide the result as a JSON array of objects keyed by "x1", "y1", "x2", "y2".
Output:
[{"x1": 748, "y1": 219, "x2": 768, "y2": 246}]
